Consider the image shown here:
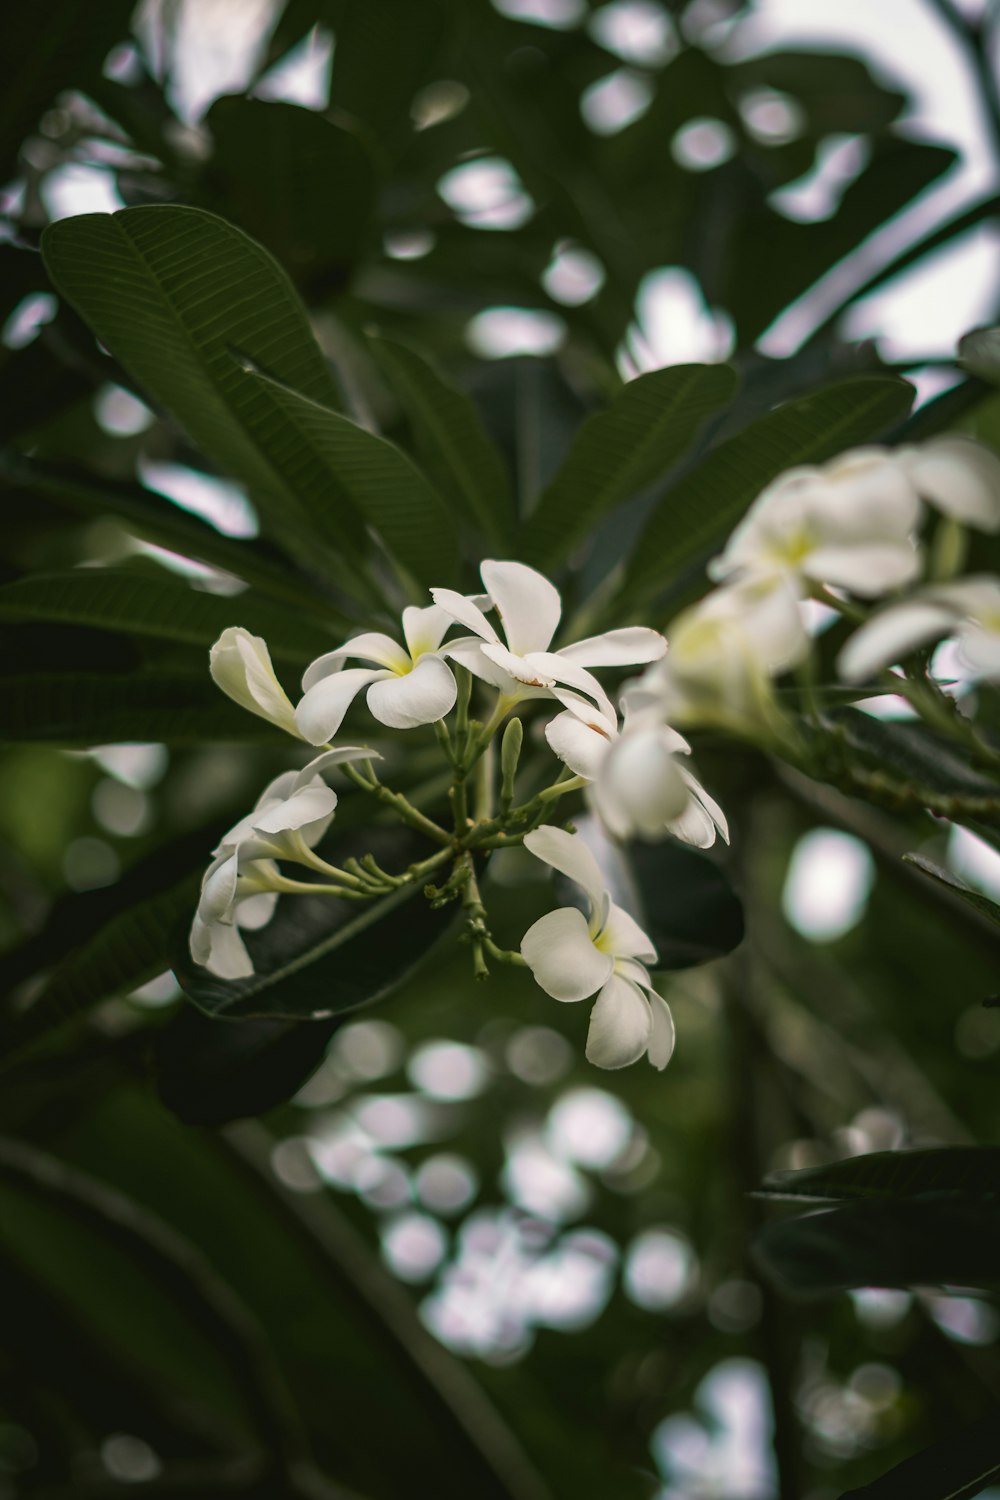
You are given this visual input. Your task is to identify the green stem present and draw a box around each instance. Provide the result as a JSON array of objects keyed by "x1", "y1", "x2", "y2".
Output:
[{"x1": 343, "y1": 762, "x2": 452, "y2": 846}]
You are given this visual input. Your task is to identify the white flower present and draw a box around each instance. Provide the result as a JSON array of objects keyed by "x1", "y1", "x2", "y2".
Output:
[
  {"x1": 838, "y1": 574, "x2": 1000, "y2": 683},
  {"x1": 295, "y1": 605, "x2": 468, "y2": 745},
  {"x1": 632, "y1": 577, "x2": 809, "y2": 731},
  {"x1": 520, "y1": 825, "x2": 675, "y2": 1070},
  {"x1": 431, "y1": 559, "x2": 666, "y2": 710},
  {"x1": 545, "y1": 694, "x2": 728, "y2": 847},
  {"x1": 210, "y1": 627, "x2": 302, "y2": 737},
  {"x1": 710, "y1": 447, "x2": 921, "y2": 598},
  {"x1": 900, "y1": 436, "x2": 1000, "y2": 532},
  {"x1": 189, "y1": 747, "x2": 376, "y2": 978}
]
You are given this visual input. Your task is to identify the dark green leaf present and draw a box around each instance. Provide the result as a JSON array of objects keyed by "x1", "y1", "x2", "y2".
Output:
[
  {"x1": 328, "y1": 0, "x2": 449, "y2": 153},
  {"x1": 959, "y1": 325, "x2": 1000, "y2": 385},
  {"x1": 838, "y1": 1413, "x2": 1000, "y2": 1500},
  {"x1": 240, "y1": 364, "x2": 458, "y2": 588},
  {"x1": 0, "y1": 671, "x2": 283, "y2": 745},
  {"x1": 174, "y1": 827, "x2": 455, "y2": 1021},
  {"x1": 522, "y1": 363, "x2": 739, "y2": 573},
  {"x1": 625, "y1": 376, "x2": 915, "y2": 610},
  {"x1": 901, "y1": 855, "x2": 1000, "y2": 929},
  {"x1": 752, "y1": 1196, "x2": 1000, "y2": 1297},
  {"x1": 830, "y1": 708, "x2": 1000, "y2": 826},
  {"x1": 631, "y1": 840, "x2": 745, "y2": 969},
  {"x1": 368, "y1": 333, "x2": 515, "y2": 548},
  {"x1": 156, "y1": 1009, "x2": 339, "y2": 1125},
  {"x1": 761, "y1": 1147, "x2": 1000, "y2": 1202},
  {"x1": 0, "y1": 568, "x2": 333, "y2": 659},
  {"x1": 40, "y1": 206, "x2": 376, "y2": 593},
  {"x1": 203, "y1": 98, "x2": 375, "y2": 293}
]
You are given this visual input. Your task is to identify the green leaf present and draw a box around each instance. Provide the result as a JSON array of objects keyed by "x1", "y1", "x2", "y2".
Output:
[
  {"x1": 156, "y1": 1010, "x2": 340, "y2": 1126},
  {"x1": 829, "y1": 708, "x2": 1000, "y2": 828},
  {"x1": 174, "y1": 827, "x2": 455, "y2": 1021},
  {"x1": 631, "y1": 841, "x2": 745, "y2": 969},
  {"x1": 838, "y1": 1414, "x2": 1000, "y2": 1500},
  {"x1": 0, "y1": 0, "x2": 136, "y2": 183},
  {"x1": 5, "y1": 875, "x2": 200, "y2": 1061},
  {"x1": 368, "y1": 333, "x2": 515, "y2": 548},
  {"x1": 0, "y1": 568, "x2": 334, "y2": 660},
  {"x1": 625, "y1": 375, "x2": 915, "y2": 610},
  {"x1": 40, "y1": 206, "x2": 374, "y2": 592},
  {"x1": 522, "y1": 363, "x2": 739, "y2": 573},
  {"x1": 752, "y1": 1195, "x2": 1000, "y2": 1297},
  {"x1": 240, "y1": 364, "x2": 458, "y2": 588},
  {"x1": 760, "y1": 1147, "x2": 1000, "y2": 1202},
  {"x1": 1, "y1": 671, "x2": 283, "y2": 746},
  {"x1": 0, "y1": 456, "x2": 348, "y2": 618},
  {"x1": 959, "y1": 325, "x2": 1000, "y2": 385},
  {"x1": 203, "y1": 98, "x2": 376, "y2": 290},
  {"x1": 901, "y1": 854, "x2": 1000, "y2": 930}
]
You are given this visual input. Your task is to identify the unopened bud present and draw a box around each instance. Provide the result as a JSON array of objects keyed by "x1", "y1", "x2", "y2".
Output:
[{"x1": 500, "y1": 716, "x2": 523, "y2": 809}]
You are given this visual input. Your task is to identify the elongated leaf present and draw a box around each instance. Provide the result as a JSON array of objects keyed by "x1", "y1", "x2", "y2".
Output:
[
  {"x1": 156, "y1": 1010, "x2": 340, "y2": 1125},
  {"x1": 902, "y1": 855, "x2": 1000, "y2": 929},
  {"x1": 1, "y1": 456, "x2": 346, "y2": 617},
  {"x1": 0, "y1": 569, "x2": 333, "y2": 660},
  {"x1": 175, "y1": 827, "x2": 455, "y2": 1020},
  {"x1": 5, "y1": 875, "x2": 200, "y2": 1060},
  {"x1": 830, "y1": 708, "x2": 1000, "y2": 827},
  {"x1": 625, "y1": 375, "x2": 914, "y2": 608},
  {"x1": 523, "y1": 363, "x2": 738, "y2": 571},
  {"x1": 761, "y1": 1147, "x2": 1000, "y2": 1203},
  {"x1": 631, "y1": 840, "x2": 744, "y2": 969},
  {"x1": 204, "y1": 98, "x2": 375, "y2": 290},
  {"x1": 369, "y1": 333, "x2": 514, "y2": 547},
  {"x1": 41, "y1": 206, "x2": 374, "y2": 590},
  {"x1": 241, "y1": 366, "x2": 458, "y2": 587},
  {"x1": 839, "y1": 1414, "x2": 1000, "y2": 1500},
  {"x1": 753, "y1": 1196, "x2": 1000, "y2": 1297},
  {"x1": 1, "y1": 672, "x2": 284, "y2": 745}
]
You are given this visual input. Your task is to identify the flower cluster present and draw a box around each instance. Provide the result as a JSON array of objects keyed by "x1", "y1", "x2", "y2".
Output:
[
  {"x1": 192, "y1": 560, "x2": 725, "y2": 1072},
  {"x1": 616, "y1": 435, "x2": 1000, "y2": 748}
]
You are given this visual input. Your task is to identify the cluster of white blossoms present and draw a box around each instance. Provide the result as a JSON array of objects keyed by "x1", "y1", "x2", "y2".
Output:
[
  {"x1": 613, "y1": 435, "x2": 1000, "y2": 749},
  {"x1": 192, "y1": 560, "x2": 729, "y2": 1071}
]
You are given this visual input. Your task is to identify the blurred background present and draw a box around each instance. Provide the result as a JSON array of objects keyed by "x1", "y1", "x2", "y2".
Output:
[{"x1": 3, "y1": 1, "x2": 1000, "y2": 1497}]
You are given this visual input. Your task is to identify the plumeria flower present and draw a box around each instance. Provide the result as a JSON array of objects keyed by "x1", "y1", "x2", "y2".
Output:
[
  {"x1": 189, "y1": 747, "x2": 376, "y2": 978},
  {"x1": 838, "y1": 575, "x2": 1000, "y2": 684},
  {"x1": 545, "y1": 694, "x2": 728, "y2": 847},
  {"x1": 710, "y1": 447, "x2": 922, "y2": 598},
  {"x1": 899, "y1": 436, "x2": 1000, "y2": 533},
  {"x1": 631, "y1": 577, "x2": 809, "y2": 733},
  {"x1": 431, "y1": 559, "x2": 666, "y2": 711},
  {"x1": 210, "y1": 627, "x2": 303, "y2": 738},
  {"x1": 520, "y1": 825, "x2": 675, "y2": 1070},
  {"x1": 295, "y1": 605, "x2": 472, "y2": 744}
]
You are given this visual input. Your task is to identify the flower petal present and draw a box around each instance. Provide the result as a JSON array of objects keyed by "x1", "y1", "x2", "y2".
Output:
[
  {"x1": 429, "y1": 587, "x2": 499, "y2": 644},
  {"x1": 666, "y1": 766, "x2": 729, "y2": 848},
  {"x1": 585, "y1": 974, "x2": 652, "y2": 1069},
  {"x1": 210, "y1": 627, "x2": 299, "y2": 736},
  {"x1": 523, "y1": 824, "x2": 608, "y2": 918},
  {"x1": 525, "y1": 653, "x2": 617, "y2": 721},
  {"x1": 294, "y1": 746, "x2": 381, "y2": 787},
  {"x1": 904, "y1": 436, "x2": 1000, "y2": 532},
  {"x1": 521, "y1": 906, "x2": 614, "y2": 1001},
  {"x1": 251, "y1": 783, "x2": 337, "y2": 837},
  {"x1": 190, "y1": 914, "x2": 255, "y2": 979},
  {"x1": 592, "y1": 725, "x2": 689, "y2": 839},
  {"x1": 443, "y1": 636, "x2": 519, "y2": 691},
  {"x1": 836, "y1": 601, "x2": 954, "y2": 683},
  {"x1": 402, "y1": 603, "x2": 454, "y2": 659},
  {"x1": 558, "y1": 627, "x2": 667, "y2": 668},
  {"x1": 294, "y1": 667, "x2": 387, "y2": 744},
  {"x1": 366, "y1": 653, "x2": 458, "y2": 728},
  {"x1": 645, "y1": 987, "x2": 676, "y2": 1070},
  {"x1": 302, "y1": 634, "x2": 409, "y2": 688},
  {"x1": 482, "y1": 642, "x2": 556, "y2": 688},
  {"x1": 599, "y1": 901, "x2": 657, "y2": 962},
  {"x1": 804, "y1": 543, "x2": 921, "y2": 598},
  {"x1": 481, "y1": 559, "x2": 562, "y2": 656},
  {"x1": 544, "y1": 710, "x2": 612, "y2": 780},
  {"x1": 199, "y1": 853, "x2": 240, "y2": 922},
  {"x1": 236, "y1": 890, "x2": 279, "y2": 931}
]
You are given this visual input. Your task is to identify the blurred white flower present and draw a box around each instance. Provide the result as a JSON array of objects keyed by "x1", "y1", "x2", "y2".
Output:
[
  {"x1": 838, "y1": 574, "x2": 1000, "y2": 683},
  {"x1": 210, "y1": 626, "x2": 302, "y2": 737},
  {"x1": 710, "y1": 447, "x2": 921, "y2": 598},
  {"x1": 545, "y1": 693, "x2": 728, "y2": 846},
  {"x1": 296, "y1": 605, "x2": 469, "y2": 744},
  {"x1": 900, "y1": 436, "x2": 1000, "y2": 532},
  {"x1": 432, "y1": 559, "x2": 666, "y2": 710},
  {"x1": 520, "y1": 825, "x2": 674, "y2": 1070},
  {"x1": 632, "y1": 578, "x2": 808, "y2": 732}
]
